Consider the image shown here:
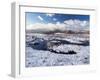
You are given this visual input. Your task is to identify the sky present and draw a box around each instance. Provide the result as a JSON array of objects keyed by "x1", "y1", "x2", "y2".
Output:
[{"x1": 26, "y1": 12, "x2": 90, "y2": 32}]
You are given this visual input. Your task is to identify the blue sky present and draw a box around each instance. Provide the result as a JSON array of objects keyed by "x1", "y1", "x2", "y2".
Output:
[{"x1": 26, "y1": 12, "x2": 90, "y2": 26}]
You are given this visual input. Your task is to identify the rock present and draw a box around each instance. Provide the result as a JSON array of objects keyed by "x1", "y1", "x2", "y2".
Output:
[{"x1": 67, "y1": 50, "x2": 77, "y2": 54}]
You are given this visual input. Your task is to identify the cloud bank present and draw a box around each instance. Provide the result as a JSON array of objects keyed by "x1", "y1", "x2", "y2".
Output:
[{"x1": 26, "y1": 19, "x2": 89, "y2": 33}]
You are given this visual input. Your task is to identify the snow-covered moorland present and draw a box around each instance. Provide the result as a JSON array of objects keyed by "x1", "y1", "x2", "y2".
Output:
[{"x1": 25, "y1": 32, "x2": 90, "y2": 67}]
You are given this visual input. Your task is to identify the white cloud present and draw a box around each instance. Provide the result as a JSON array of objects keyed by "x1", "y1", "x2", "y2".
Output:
[
  {"x1": 38, "y1": 16, "x2": 43, "y2": 21},
  {"x1": 56, "y1": 21, "x2": 60, "y2": 25},
  {"x1": 80, "y1": 21, "x2": 89, "y2": 27},
  {"x1": 26, "y1": 19, "x2": 89, "y2": 33},
  {"x1": 64, "y1": 19, "x2": 74, "y2": 25},
  {"x1": 26, "y1": 23, "x2": 66, "y2": 33},
  {"x1": 46, "y1": 13, "x2": 55, "y2": 17},
  {"x1": 53, "y1": 18, "x2": 57, "y2": 21},
  {"x1": 64, "y1": 19, "x2": 89, "y2": 31}
]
